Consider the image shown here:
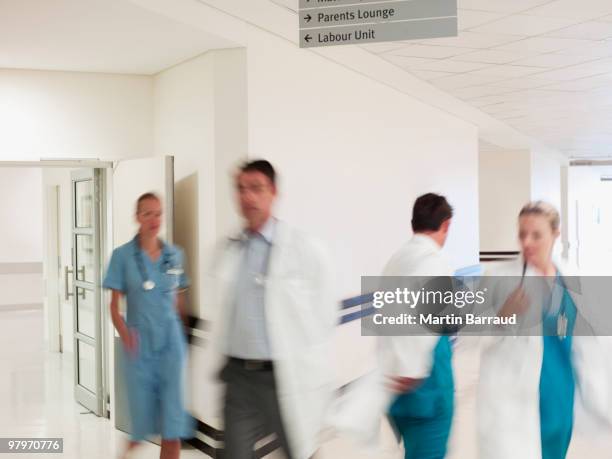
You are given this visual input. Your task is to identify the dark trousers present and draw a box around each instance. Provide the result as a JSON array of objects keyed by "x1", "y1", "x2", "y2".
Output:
[{"x1": 220, "y1": 359, "x2": 294, "y2": 459}]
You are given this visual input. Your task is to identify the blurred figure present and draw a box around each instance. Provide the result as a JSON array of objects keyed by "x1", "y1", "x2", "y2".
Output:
[
  {"x1": 207, "y1": 160, "x2": 336, "y2": 459},
  {"x1": 478, "y1": 201, "x2": 612, "y2": 459},
  {"x1": 383, "y1": 193, "x2": 455, "y2": 459},
  {"x1": 331, "y1": 193, "x2": 455, "y2": 459},
  {"x1": 103, "y1": 193, "x2": 193, "y2": 459}
]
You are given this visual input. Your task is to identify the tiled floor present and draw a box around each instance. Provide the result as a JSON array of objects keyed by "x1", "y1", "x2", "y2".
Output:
[
  {"x1": 0, "y1": 309, "x2": 203, "y2": 459},
  {"x1": 1, "y1": 309, "x2": 610, "y2": 459}
]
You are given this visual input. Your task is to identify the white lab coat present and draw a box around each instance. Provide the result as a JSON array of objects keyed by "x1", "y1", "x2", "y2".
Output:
[
  {"x1": 477, "y1": 259, "x2": 612, "y2": 459},
  {"x1": 205, "y1": 220, "x2": 337, "y2": 459},
  {"x1": 330, "y1": 234, "x2": 453, "y2": 448}
]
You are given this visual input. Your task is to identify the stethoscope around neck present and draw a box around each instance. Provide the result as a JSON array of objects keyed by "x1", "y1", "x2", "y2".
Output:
[{"x1": 133, "y1": 235, "x2": 172, "y2": 291}]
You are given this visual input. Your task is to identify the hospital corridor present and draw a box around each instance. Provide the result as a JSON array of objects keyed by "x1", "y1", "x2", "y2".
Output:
[{"x1": 2, "y1": 1, "x2": 612, "y2": 458}]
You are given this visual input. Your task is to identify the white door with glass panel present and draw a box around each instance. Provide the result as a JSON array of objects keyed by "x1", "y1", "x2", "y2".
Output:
[{"x1": 70, "y1": 168, "x2": 104, "y2": 415}]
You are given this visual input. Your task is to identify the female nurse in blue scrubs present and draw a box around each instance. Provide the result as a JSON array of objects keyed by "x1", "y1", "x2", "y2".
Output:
[{"x1": 104, "y1": 192, "x2": 193, "y2": 459}]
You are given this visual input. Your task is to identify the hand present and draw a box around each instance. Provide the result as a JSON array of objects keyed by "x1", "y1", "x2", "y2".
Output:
[
  {"x1": 386, "y1": 376, "x2": 422, "y2": 394},
  {"x1": 499, "y1": 287, "x2": 529, "y2": 318},
  {"x1": 121, "y1": 328, "x2": 139, "y2": 357}
]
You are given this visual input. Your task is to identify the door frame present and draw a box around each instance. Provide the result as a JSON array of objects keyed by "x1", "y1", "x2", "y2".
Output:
[
  {"x1": 1, "y1": 160, "x2": 114, "y2": 418},
  {"x1": 71, "y1": 168, "x2": 103, "y2": 414},
  {"x1": 44, "y1": 185, "x2": 62, "y2": 353}
]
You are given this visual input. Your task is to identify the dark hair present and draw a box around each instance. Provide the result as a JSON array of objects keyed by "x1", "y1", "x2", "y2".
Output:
[
  {"x1": 411, "y1": 193, "x2": 453, "y2": 232},
  {"x1": 239, "y1": 159, "x2": 276, "y2": 186},
  {"x1": 136, "y1": 192, "x2": 161, "y2": 214}
]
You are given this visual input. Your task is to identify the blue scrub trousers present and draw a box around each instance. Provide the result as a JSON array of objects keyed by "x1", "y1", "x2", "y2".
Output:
[
  {"x1": 124, "y1": 318, "x2": 193, "y2": 441},
  {"x1": 389, "y1": 337, "x2": 454, "y2": 459}
]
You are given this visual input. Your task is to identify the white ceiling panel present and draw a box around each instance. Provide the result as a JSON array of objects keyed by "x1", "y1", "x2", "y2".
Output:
[
  {"x1": 451, "y1": 85, "x2": 518, "y2": 100},
  {"x1": 545, "y1": 21, "x2": 612, "y2": 40},
  {"x1": 358, "y1": 3, "x2": 612, "y2": 157},
  {"x1": 533, "y1": 59, "x2": 612, "y2": 81},
  {"x1": 359, "y1": 42, "x2": 406, "y2": 54},
  {"x1": 452, "y1": 49, "x2": 534, "y2": 64},
  {"x1": 512, "y1": 53, "x2": 599, "y2": 68},
  {"x1": 495, "y1": 37, "x2": 592, "y2": 53},
  {"x1": 458, "y1": 0, "x2": 551, "y2": 14},
  {"x1": 469, "y1": 64, "x2": 543, "y2": 77},
  {"x1": 383, "y1": 55, "x2": 492, "y2": 72},
  {"x1": 433, "y1": 73, "x2": 505, "y2": 90},
  {"x1": 386, "y1": 44, "x2": 474, "y2": 59},
  {"x1": 468, "y1": 14, "x2": 581, "y2": 36},
  {"x1": 492, "y1": 77, "x2": 559, "y2": 89},
  {"x1": 408, "y1": 70, "x2": 455, "y2": 81},
  {"x1": 525, "y1": 0, "x2": 612, "y2": 21},
  {"x1": 553, "y1": 41, "x2": 612, "y2": 59},
  {"x1": 413, "y1": 32, "x2": 523, "y2": 49},
  {"x1": 470, "y1": 94, "x2": 519, "y2": 106},
  {"x1": 458, "y1": 9, "x2": 506, "y2": 30}
]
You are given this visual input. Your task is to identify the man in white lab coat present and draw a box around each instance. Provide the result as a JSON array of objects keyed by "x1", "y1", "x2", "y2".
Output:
[
  {"x1": 206, "y1": 160, "x2": 337, "y2": 459},
  {"x1": 382, "y1": 193, "x2": 455, "y2": 459},
  {"x1": 332, "y1": 193, "x2": 456, "y2": 459}
]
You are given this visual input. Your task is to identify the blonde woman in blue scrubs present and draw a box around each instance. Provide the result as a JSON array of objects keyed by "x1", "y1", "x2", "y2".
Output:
[{"x1": 104, "y1": 193, "x2": 193, "y2": 459}]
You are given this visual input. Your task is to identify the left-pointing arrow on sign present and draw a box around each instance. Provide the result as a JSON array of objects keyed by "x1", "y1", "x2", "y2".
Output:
[{"x1": 304, "y1": 34, "x2": 312, "y2": 42}]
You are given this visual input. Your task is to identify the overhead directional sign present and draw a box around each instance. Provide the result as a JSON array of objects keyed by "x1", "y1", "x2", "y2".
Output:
[{"x1": 299, "y1": 0, "x2": 458, "y2": 48}]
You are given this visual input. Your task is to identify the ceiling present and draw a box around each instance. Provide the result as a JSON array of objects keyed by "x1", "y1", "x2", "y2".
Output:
[
  {"x1": 0, "y1": 0, "x2": 237, "y2": 75},
  {"x1": 359, "y1": 0, "x2": 612, "y2": 158},
  {"x1": 276, "y1": 0, "x2": 612, "y2": 158},
  {"x1": 4, "y1": 0, "x2": 612, "y2": 158}
]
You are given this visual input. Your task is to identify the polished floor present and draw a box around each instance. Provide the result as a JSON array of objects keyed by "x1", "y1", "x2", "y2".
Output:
[
  {"x1": 0, "y1": 309, "x2": 203, "y2": 459},
  {"x1": 1, "y1": 309, "x2": 610, "y2": 459}
]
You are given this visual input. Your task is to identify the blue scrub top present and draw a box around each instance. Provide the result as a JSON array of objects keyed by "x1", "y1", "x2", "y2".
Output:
[
  {"x1": 103, "y1": 237, "x2": 190, "y2": 355},
  {"x1": 539, "y1": 276, "x2": 577, "y2": 459}
]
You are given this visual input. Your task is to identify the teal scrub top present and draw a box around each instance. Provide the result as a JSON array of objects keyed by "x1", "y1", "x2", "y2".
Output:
[{"x1": 539, "y1": 276, "x2": 577, "y2": 459}]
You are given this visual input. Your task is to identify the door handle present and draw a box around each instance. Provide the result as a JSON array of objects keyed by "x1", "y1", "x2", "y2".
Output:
[
  {"x1": 64, "y1": 266, "x2": 74, "y2": 301},
  {"x1": 77, "y1": 266, "x2": 86, "y2": 280}
]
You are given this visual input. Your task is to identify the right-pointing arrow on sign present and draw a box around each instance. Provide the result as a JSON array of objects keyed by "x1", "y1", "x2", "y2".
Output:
[{"x1": 304, "y1": 14, "x2": 312, "y2": 23}]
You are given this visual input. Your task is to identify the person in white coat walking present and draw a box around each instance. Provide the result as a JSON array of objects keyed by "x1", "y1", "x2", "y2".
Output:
[
  {"x1": 383, "y1": 193, "x2": 456, "y2": 459},
  {"x1": 331, "y1": 193, "x2": 456, "y2": 459},
  {"x1": 477, "y1": 201, "x2": 612, "y2": 459},
  {"x1": 207, "y1": 159, "x2": 337, "y2": 459}
]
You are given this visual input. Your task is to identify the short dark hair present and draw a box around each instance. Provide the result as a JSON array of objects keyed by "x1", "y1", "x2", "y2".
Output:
[
  {"x1": 136, "y1": 192, "x2": 161, "y2": 214},
  {"x1": 239, "y1": 159, "x2": 276, "y2": 186},
  {"x1": 411, "y1": 193, "x2": 453, "y2": 232}
]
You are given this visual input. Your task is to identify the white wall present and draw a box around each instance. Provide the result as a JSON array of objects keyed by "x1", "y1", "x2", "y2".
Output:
[
  {"x1": 567, "y1": 166, "x2": 612, "y2": 273},
  {"x1": 154, "y1": 48, "x2": 246, "y2": 317},
  {"x1": 0, "y1": 69, "x2": 153, "y2": 160},
  {"x1": 479, "y1": 150, "x2": 531, "y2": 252},
  {"x1": 246, "y1": 26, "x2": 480, "y2": 299},
  {"x1": 0, "y1": 168, "x2": 44, "y2": 311},
  {"x1": 0, "y1": 168, "x2": 43, "y2": 262},
  {"x1": 42, "y1": 168, "x2": 75, "y2": 354},
  {"x1": 531, "y1": 147, "x2": 567, "y2": 259},
  {"x1": 479, "y1": 146, "x2": 567, "y2": 255},
  {"x1": 531, "y1": 146, "x2": 566, "y2": 211}
]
